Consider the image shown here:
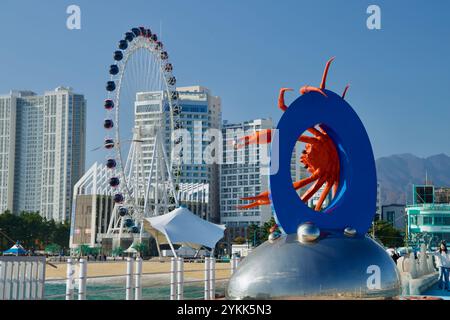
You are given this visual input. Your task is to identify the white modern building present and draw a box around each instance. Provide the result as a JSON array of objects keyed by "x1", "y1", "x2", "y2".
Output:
[
  {"x1": 220, "y1": 118, "x2": 273, "y2": 240},
  {"x1": 69, "y1": 162, "x2": 112, "y2": 248},
  {"x1": 0, "y1": 87, "x2": 86, "y2": 222},
  {"x1": 381, "y1": 203, "x2": 406, "y2": 231},
  {"x1": 134, "y1": 85, "x2": 222, "y2": 222}
]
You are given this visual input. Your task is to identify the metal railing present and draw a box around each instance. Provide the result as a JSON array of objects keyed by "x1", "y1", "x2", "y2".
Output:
[
  {"x1": 0, "y1": 256, "x2": 46, "y2": 300},
  {"x1": 46, "y1": 256, "x2": 240, "y2": 300}
]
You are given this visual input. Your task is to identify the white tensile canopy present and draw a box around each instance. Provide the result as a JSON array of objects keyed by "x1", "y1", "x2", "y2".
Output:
[{"x1": 143, "y1": 207, "x2": 226, "y2": 257}]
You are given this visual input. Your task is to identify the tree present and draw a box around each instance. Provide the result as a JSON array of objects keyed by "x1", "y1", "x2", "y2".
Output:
[
  {"x1": 368, "y1": 220, "x2": 404, "y2": 248},
  {"x1": 0, "y1": 211, "x2": 70, "y2": 252},
  {"x1": 260, "y1": 217, "x2": 277, "y2": 240},
  {"x1": 246, "y1": 224, "x2": 261, "y2": 246},
  {"x1": 132, "y1": 242, "x2": 147, "y2": 257},
  {"x1": 112, "y1": 247, "x2": 124, "y2": 259},
  {"x1": 45, "y1": 243, "x2": 61, "y2": 255},
  {"x1": 246, "y1": 217, "x2": 277, "y2": 247},
  {"x1": 76, "y1": 244, "x2": 91, "y2": 257},
  {"x1": 90, "y1": 247, "x2": 101, "y2": 256}
]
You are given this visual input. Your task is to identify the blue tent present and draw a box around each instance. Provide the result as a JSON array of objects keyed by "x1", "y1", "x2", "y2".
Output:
[{"x1": 3, "y1": 242, "x2": 28, "y2": 256}]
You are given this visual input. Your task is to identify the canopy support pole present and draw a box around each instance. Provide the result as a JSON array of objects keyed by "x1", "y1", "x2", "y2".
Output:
[{"x1": 165, "y1": 233, "x2": 178, "y2": 258}]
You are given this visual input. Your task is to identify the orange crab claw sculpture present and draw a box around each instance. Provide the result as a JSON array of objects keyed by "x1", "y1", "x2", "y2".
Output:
[{"x1": 236, "y1": 57, "x2": 348, "y2": 211}]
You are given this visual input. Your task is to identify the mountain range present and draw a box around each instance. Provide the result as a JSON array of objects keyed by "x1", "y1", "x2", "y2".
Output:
[{"x1": 376, "y1": 153, "x2": 450, "y2": 205}]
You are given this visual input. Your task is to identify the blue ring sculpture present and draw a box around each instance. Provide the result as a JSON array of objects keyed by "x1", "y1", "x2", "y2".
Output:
[{"x1": 269, "y1": 89, "x2": 377, "y2": 235}]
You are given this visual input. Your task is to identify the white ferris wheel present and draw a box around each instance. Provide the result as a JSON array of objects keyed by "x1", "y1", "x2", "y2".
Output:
[{"x1": 102, "y1": 26, "x2": 182, "y2": 240}]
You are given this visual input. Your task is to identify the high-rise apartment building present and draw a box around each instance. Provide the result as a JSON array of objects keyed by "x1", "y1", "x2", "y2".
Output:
[
  {"x1": 134, "y1": 85, "x2": 222, "y2": 222},
  {"x1": 0, "y1": 87, "x2": 86, "y2": 221},
  {"x1": 220, "y1": 119, "x2": 272, "y2": 240}
]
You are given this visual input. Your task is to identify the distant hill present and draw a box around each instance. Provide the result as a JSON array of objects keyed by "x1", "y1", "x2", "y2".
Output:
[{"x1": 376, "y1": 153, "x2": 450, "y2": 205}]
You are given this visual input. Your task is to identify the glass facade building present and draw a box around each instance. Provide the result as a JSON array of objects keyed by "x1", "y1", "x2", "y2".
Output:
[
  {"x1": 407, "y1": 184, "x2": 450, "y2": 243},
  {"x1": 0, "y1": 87, "x2": 86, "y2": 222}
]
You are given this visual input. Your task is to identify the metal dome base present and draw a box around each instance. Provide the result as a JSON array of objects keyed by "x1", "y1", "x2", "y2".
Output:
[{"x1": 226, "y1": 231, "x2": 401, "y2": 300}]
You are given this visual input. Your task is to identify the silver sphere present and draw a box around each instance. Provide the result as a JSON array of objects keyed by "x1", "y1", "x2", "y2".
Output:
[
  {"x1": 297, "y1": 223, "x2": 320, "y2": 243},
  {"x1": 226, "y1": 232, "x2": 401, "y2": 300},
  {"x1": 344, "y1": 227, "x2": 357, "y2": 237}
]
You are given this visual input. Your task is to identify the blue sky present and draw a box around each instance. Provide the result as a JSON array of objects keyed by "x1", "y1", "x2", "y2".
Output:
[{"x1": 0, "y1": 0, "x2": 449, "y2": 167}]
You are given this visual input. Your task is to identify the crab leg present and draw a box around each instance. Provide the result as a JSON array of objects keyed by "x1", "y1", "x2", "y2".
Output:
[
  {"x1": 238, "y1": 171, "x2": 320, "y2": 210},
  {"x1": 320, "y1": 57, "x2": 335, "y2": 90},
  {"x1": 241, "y1": 191, "x2": 269, "y2": 201},
  {"x1": 238, "y1": 191, "x2": 270, "y2": 209},
  {"x1": 299, "y1": 136, "x2": 319, "y2": 144},
  {"x1": 234, "y1": 129, "x2": 272, "y2": 149},
  {"x1": 301, "y1": 176, "x2": 326, "y2": 203},
  {"x1": 278, "y1": 88, "x2": 293, "y2": 112},
  {"x1": 299, "y1": 57, "x2": 335, "y2": 97},
  {"x1": 237, "y1": 131, "x2": 319, "y2": 149},
  {"x1": 342, "y1": 84, "x2": 350, "y2": 99},
  {"x1": 300, "y1": 86, "x2": 327, "y2": 97},
  {"x1": 293, "y1": 171, "x2": 320, "y2": 190},
  {"x1": 307, "y1": 127, "x2": 325, "y2": 138},
  {"x1": 314, "y1": 180, "x2": 333, "y2": 210},
  {"x1": 331, "y1": 158, "x2": 340, "y2": 197}
]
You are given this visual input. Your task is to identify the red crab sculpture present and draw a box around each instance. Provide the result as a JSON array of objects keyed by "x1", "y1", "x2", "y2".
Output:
[{"x1": 236, "y1": 57, "x2": 349, "y2": 211}]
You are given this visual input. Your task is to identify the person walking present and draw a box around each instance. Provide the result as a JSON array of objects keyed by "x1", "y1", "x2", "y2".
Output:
[{"x1": 432, "y1": 242, "x2": 450, "y2": 291}]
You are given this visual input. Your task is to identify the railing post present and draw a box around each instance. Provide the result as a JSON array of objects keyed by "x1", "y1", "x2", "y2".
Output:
[
  {"x1": 209, "y1": 257, "x2": 215, "y2": 300},
  {"x1": 30, "y1": 261, "x2": 37, "y2": 300},
  {"x1": 170, "y1": 257, "x2": 177, "y2": 300},
  {"x1": 0, "y1": 261, "x2": 5, "y2": 300},
  {"x1": 11, "y1": 261, "x2": 18, "y2": 300},
  {"x1": 204, "y1": 257, "x2": 210, "y2": 300},
  {"x1": 37, "y1": 258, "x2": 46, "y2": 300},
  {"x1": 230, "y1": 256, "x2": 236, "y2": 275},
  {"x1": 65, "y1": 258, "x2": 75, "y2": 300},
  {"x1": 234, "y1": 256, "x2": 239, "y2": 273},
  {"x1": 78, "y1": 259, "x2": 87, "y2": 300},
  {"x1": 125, "y1": 257, "x2": 134, "y2": 300},
  {"x1": 134, "y1": 257, "x2": 142, "y2": 300},
  {"x1": 177, "y1": 257, "x2": 184, "y2": 300},
  {"x1": 24, "y1": 261, "x2": 32, "y2": 300},
  {"x1": 18, "y1": 261, "x2": 25, "y2": 300}
]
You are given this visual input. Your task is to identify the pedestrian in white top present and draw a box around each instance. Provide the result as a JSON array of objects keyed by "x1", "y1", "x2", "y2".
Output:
[{"x1": 432, "y1": 242, "x2": 450, "y2": 291}]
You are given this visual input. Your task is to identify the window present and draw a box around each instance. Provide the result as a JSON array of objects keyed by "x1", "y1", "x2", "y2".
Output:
[
  {"x1": 386, "y1": 211, "x2": 395, "y2": 224},
  {"x1": 423, "y1": 216, "x2": 432, "y2": 225},
  {"x1": 434, "y1": 216, "x2": 444, "y2": 225},
  {"x1": 136, "y1": 104, "x2": 161, "y2": 113}
]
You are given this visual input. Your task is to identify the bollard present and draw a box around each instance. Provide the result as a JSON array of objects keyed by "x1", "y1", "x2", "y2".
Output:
[
  {"x1": 204, "y1": 257, "x2": 210, "y2": 300},
  {"x1": 170, "y1": 257, "x2": 177, "y2": 300},
  {"x1": 134, "y1": 257, "x2": 142, "y2": 300},
  {"x1": 177, "y1": 257, "x2": 184, "y2": 300},
  {"x1": 125, "y1": 257, "x2": 134, "y2": 300},
  {"x1": 209, "y1": 257, "x2": 215, "y2": 300},
  {"x1": 65, "y1": 259, "x2": 75, "y2": 300},
  {"x1": 78, "y1": 259, "x2": 87, "y2": 300}
]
